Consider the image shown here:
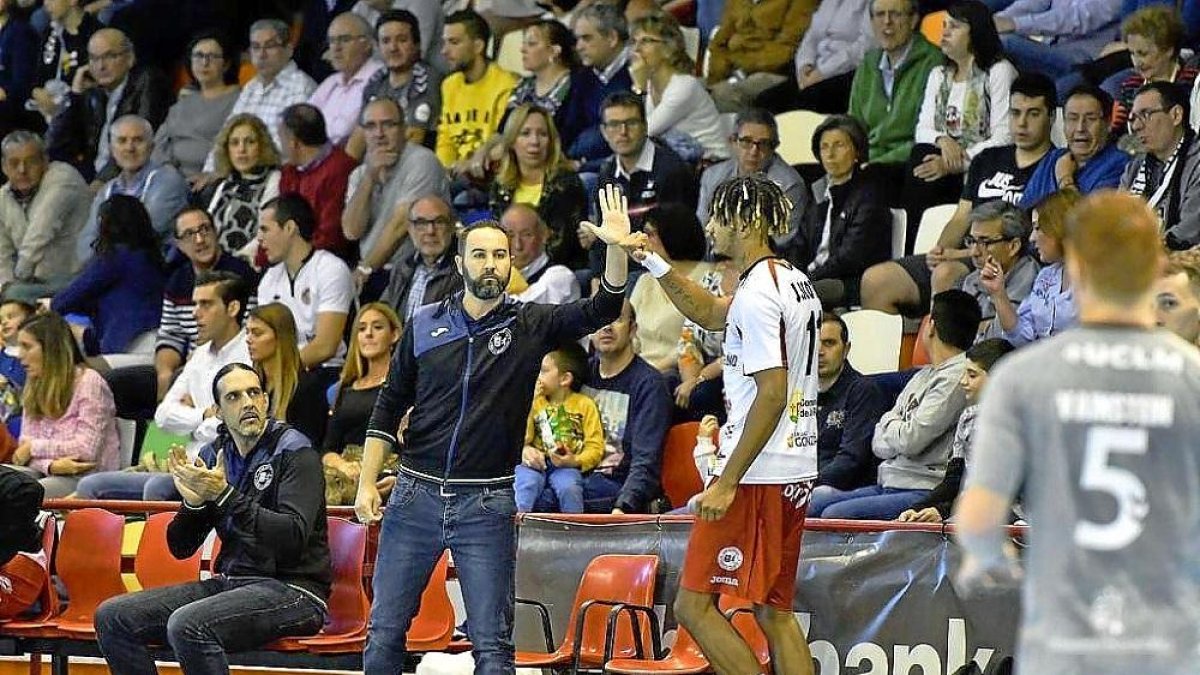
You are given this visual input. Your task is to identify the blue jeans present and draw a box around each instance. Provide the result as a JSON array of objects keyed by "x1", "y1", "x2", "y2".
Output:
[
  {"x1": 94, "y1": 577, "x2": 326, "y2": 675},
  {"x1": 808, "y1": 484, "x2": 930, "y2": 520},
  {"x1": 75, "y1": 472, "x2": 180, "y2": 501},
  {"x1": 515, "y1": 464, "x2": 584, "y2": 513},
  {"x1": 1001, "y1": 33, "x2": 1099, "y2": 80},
  {"x1": 365, "y1": 474, "x2": 517, "y2": 675}
]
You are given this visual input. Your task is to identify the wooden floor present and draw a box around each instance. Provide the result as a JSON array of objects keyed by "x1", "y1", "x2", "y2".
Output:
[{"x1": 0, "y1": 657, "x2": 359, "y2": 675}]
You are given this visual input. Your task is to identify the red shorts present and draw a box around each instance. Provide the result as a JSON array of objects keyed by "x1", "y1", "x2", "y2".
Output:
[{"x1": 680, "y1": 480, "x2": 812, "y2": 610}]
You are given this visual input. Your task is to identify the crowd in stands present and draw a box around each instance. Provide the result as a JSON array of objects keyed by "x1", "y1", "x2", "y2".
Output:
[{"x1": 0, "y1": 0, "x2": 1197, "y2": 526}]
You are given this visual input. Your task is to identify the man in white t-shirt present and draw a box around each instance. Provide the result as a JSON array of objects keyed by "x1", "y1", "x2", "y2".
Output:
[
  {"x1": 256, "y1": 193, "x2": 355, "y2": 445},
  {"x1": 257, "y1": 193, "x2": 355, "y2": 369},
  {"x1": 621, "y1": 175, "x2": 818, "y2": 675}
]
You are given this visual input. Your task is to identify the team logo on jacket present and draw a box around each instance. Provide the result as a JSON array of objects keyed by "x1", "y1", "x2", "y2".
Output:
[
  {"x1": 488, "y1": 328, "x2": 513, "y2": 355},
  {"x1": 254, "y1": 464, "x2": 274, "y2": 490},
  {"x1": 717, "y1": 546, "x2": 744, "y2": 572}
]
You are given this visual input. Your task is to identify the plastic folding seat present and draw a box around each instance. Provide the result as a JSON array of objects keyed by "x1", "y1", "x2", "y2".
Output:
[
  {"x1": 603, "y1": 595, "x2": 771, "y2": 674},
  {"x1": 272, "y1": 517, "x2": 368, "y2": 652},
  {"x1": 515, "y1": 554, "x2": 660, "y2": 672},
  {"x1": 51, "y1": 508, "x2": 128, "y2": 636},
  {"x1": 842, "y1": 309, "x2": 904, "y2": 375},
  {"x1": 660, "y1": 422, "x2": 706, "y2": 510},
  {"x1": 775, "y1": 110, "x2": 826, "y2": 166},
  {"x1": 402, "y1": 550, "x2": 455, "y2": 653},
  {"x1": 0, "y1": 511, "x2": 61, "y2": 675},
  {"x1": 135, "y1": 512, "x2": 202, "y2": 590}
]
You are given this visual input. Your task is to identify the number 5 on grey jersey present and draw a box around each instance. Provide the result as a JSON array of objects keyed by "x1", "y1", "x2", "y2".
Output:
[{"x1": 967, "y1": 326, "x2": 1200, "y2": 675}]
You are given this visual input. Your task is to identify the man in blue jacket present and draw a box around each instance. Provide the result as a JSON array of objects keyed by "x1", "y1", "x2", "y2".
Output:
[
  {"x1": 355, "y1": 185, "x2": 631, "y2": 674},
  {"x1": 94, "y1": 364, "x2": 331, "y2": 675},
  {"x1": 816, "y1": 314, "x2": 888, "y2": 491}
]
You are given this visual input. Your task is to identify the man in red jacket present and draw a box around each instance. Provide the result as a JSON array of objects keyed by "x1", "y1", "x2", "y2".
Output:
[{"x1": 277, "y1": 103, "x2": 359, "y2": 265}]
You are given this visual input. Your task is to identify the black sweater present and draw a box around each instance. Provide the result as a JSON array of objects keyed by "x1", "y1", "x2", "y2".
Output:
[
  {"x1": 367, "y1": 282, "x2": 625, "y2": 484},
  {"x1": 784, "y1": 171, "x2": 891, "y2": 282},
  {"x1": 167, "y1": 421, "x2": 331, "y2": 603}
]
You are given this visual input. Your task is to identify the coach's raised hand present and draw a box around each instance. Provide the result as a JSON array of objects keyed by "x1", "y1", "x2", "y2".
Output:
[{"x1": 581, "y1": 184, "x2": 632, "y2": 246}]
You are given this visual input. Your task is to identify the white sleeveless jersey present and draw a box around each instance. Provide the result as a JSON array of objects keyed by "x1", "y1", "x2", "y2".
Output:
[{"x1": 716, "y1": 258, "x2": 821, "y2": 484}]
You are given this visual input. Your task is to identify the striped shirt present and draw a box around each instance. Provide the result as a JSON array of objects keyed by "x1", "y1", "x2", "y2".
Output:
[{"x1": 155, "y1": 253, "x2": 258, "y2": 359}]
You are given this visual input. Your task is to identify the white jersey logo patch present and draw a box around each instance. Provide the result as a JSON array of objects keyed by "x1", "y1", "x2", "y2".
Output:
[
  {"x1": 254, "y1": 464, "x2": 274, "y2": 491},
  {"x1": 717, "y1": 546, "x2": 744, "y2": 572},
  {"x1": 488, "y1": 328, "x2": 513, "y2": 355}
]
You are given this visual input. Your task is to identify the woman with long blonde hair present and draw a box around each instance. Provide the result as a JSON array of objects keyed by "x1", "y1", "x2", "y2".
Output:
[
  {"x1": 2, "y1": 312, "x2": 119, "y2": 497},
  {"x1": 245, "y1": 303, "x2": 301, "y2": 424},
  {"x1": 488, "y1": 104, "x2": 587, "y2": 268},
  {"x1": 983, "y1": 188, "x2": 1080, "y2": 346},
  {"x1": 323, "y1": 303, "x2": 403, "y2": 505}
]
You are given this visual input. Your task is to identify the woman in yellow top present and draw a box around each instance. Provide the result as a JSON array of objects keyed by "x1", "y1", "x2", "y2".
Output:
[{"x1": 488, "y1": 104, "x2": 588, "y2": 269}]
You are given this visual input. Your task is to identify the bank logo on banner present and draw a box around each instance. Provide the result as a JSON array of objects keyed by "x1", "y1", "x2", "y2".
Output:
[{"x1": 717, "y1": 546, "x2": 744, "y2": 572}]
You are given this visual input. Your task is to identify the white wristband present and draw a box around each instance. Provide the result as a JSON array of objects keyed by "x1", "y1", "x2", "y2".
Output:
[{"x1": 640, "y1": 251, "x2": 672, "y2": 279}]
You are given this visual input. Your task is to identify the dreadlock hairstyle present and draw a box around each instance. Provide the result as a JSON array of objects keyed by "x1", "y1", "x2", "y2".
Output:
[{"x1": 708, "y1": 174, "x2": 792, "y2": 240}]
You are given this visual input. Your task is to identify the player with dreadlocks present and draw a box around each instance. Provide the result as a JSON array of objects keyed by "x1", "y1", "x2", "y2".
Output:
[{"x1": 621, "y1": 174, "x2": 820, "y2": 675}]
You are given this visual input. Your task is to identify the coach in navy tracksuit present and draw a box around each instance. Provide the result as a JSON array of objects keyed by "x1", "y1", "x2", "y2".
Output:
[
  {"x1": 95, "y1": 364, "x2": 331, "y2": 675},
  {"x1": 355, "y1": 188, "x2": 631, "y2": 675}
]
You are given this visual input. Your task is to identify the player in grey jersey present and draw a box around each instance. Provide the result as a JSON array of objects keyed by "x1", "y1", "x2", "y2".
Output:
[{"x1": 955, "y1": 191, "x2": 1200, "y2": 675}]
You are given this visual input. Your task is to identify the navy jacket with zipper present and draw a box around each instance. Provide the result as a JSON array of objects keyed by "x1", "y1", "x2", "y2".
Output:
[
  {"x1": 367, "y1": 281, "x2": 626, "y2": 485},
  {"x1": 166, "y1": 420, "x2": 331, "y2": 604}
]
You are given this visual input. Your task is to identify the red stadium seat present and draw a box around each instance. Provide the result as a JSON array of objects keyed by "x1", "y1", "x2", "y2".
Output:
[
  {"x1": 661, "y1": 422, "x2": 708, "y2": 509},
  {"x1": 135, "y1": 512, "x2": 202, "y2": 590},
  {"x1": 516, "y1": 554, "x2": 660, "y2": 671},
  {"x1": 403, "y1": 550, "x2": 456, "y2": 653},
  {"x1": 273, "y1": 517, "x2": 367, "y2": 652},
  {"x1": 603, "y1": 595, "x2": 770, "y2": 674},
  {"x1": 51, "y1": 509, "x2": 127, "y2": 637},
  {"x1": 911, "y1": 314, "x2": 932, "y2": 367}
]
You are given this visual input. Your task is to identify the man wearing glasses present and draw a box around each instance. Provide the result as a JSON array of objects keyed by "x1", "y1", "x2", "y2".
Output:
[
  {"x1": 345, "y1": 98, "x2": 449, "y2": 301},
  {"x1": 1119, "y1": 80, "x2": 1200, "y2": 251},
  {"x1": 956, "y1": 200, "x2": 1039, "y2": 341},
  {"x1": 380, "y1": 195, "x2": 462, "y2": 319},
  {"x1": 45, "y1": 27, "x2": 170, "y2": 184},
  {"x1": 208, "y1": 18, "x2": 316, "y2": 169},
  {"x1": 847, "y1": 0, "x2": 940, "y2": 182},
  {"x1": 696, "y1": 108, "x2": 810, "y2": 246},
  {"x1": 862, "y1": 72, "x2": 1056, "y2": 317},
  {"x1": 309, "y1": 13, "x2": 383, "y2": 147},
  {"x1": 595, "y1": 90, "x2": 695, "y2": 223}
]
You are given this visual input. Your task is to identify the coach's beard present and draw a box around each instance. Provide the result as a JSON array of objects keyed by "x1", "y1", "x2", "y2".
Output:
[{"x1": 466, "y1": 269, "x2": 509, "y2": 300}]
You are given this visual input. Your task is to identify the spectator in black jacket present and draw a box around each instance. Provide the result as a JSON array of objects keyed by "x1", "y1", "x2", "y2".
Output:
[
  {"x1": 94, "y1": 363, "x2": 331, "y2": 674},
  {"x1": 816, "y1": 314, "x2": 887, "y2": 491},
  {"x1": 380, "y1": 195, "x2": 462, "y2": 319},
  {"x1": 44, "y1": 27, "x2": 170, "y2": 184},
  {"x1": 783, "y1": 115, "x2": 891, "y2": 308},
  {"x1": 586, "y1": 91, "x2": 696, "y2": 281},
  {"x1": 595, "y1": 91, "x2": 697, "y2": 223},
  {"x1": 355, "y1": 189, "x2": 630, "y2": 673}
]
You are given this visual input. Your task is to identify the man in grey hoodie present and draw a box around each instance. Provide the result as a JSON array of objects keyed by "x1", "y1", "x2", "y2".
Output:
[{"x1": 808, "y1": 289, "x2": 980, "y2": 519}]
